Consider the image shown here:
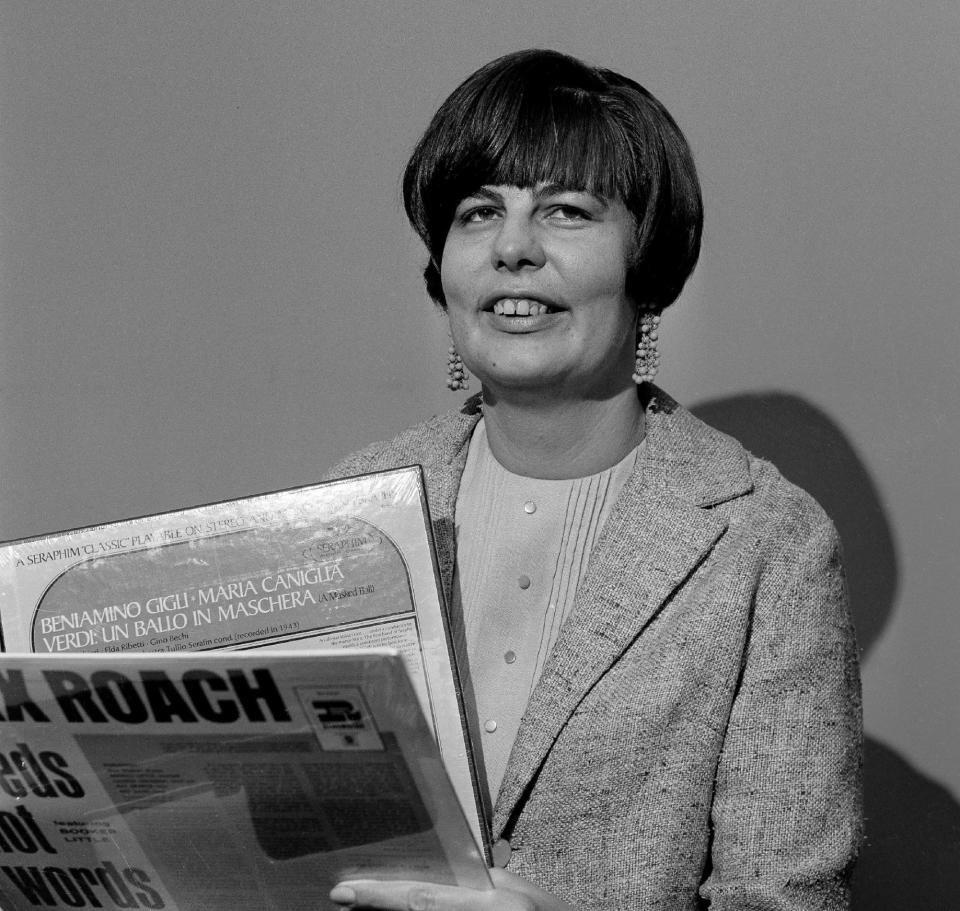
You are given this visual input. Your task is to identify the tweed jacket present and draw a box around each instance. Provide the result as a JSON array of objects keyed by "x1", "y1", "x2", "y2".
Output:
[{"x1": 325, "y1": 385, "x2": 863, "y2": 911}]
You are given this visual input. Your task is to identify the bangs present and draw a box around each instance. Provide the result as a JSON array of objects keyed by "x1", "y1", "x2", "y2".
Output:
[{"x1": 445, "y1": 85, "x2": 641, "y2": 206}]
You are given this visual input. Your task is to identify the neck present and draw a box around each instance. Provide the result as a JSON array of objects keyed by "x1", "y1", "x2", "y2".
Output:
[{"x1": 479, "y1": 385, "x2": 645, "y2": 479}]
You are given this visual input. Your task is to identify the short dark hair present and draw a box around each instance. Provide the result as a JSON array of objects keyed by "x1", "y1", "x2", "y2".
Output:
[{"x1": 402, "y1": 49, "x2": 703, "y2": 311}]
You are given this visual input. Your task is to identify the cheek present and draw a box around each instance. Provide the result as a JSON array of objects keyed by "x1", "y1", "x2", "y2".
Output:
[
  {"x1": 438, "y1": 240, "x2": 476, "y2": 307},
  {"x1": 566, "y1": 238, "x2": 631, "y2": 296},
  {"x1": 439, "y1": 268, "x2": 464, "y2": 307},
  {"x1": 572, "y1": 256, "x2": 636, "y2": 346}
]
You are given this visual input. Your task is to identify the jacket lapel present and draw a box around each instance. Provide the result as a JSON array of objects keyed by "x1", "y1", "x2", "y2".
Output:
[
  {"x1": 415, "y1": 403, "x2": 482, "y2": 610},
  {"x1": 491, "y1": 388, "x2": 754, "y2": 836}
]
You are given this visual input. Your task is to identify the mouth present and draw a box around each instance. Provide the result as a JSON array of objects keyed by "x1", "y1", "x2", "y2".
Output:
[{"x1": 486, "y1": 297, "x2": 559, "y2": 317}]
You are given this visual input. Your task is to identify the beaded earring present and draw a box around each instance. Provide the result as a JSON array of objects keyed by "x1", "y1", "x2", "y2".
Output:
[
  {"x1": 446, "y1": 339, "x2": 469, "y2": 391},
  {"x1": 632, "y1": 309, "x2": 661, "y2": 384}
]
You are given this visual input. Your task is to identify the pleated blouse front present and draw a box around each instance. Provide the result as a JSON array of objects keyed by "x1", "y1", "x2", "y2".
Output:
[{"x1": 452, "y1": 419, "x2": 641, "y2": 803}]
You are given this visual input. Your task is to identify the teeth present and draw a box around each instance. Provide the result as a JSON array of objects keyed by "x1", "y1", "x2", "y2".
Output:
[{"x1": 492, "y1": 299, "x2": 552, "y2": 316}]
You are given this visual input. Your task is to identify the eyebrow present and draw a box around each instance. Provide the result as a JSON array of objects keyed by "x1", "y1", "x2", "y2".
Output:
[{"x1": 465, "y1": 187, "x2": 503, "y2": 204}]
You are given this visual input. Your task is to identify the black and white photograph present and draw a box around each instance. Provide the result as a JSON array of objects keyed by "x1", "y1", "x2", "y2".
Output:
[{"x1": 1, "y1": 3, "x2": 957, "y2": 908}]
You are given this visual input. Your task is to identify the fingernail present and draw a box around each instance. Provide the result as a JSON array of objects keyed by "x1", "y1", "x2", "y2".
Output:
[{"x1": 329, "y1": 885, "x2": 355, "y2": 905}]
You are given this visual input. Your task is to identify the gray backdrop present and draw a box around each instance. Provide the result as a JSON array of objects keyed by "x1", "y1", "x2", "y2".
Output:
[{"x1": 1, "y1": 2, "x2": 957, "y2": 903}]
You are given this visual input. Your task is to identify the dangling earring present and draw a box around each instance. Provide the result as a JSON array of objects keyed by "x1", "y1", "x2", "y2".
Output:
[
  {"x1": 632, "y1": 309, "x2": 661, "y2": 384},
  {"x1": 446, "y1": 336, "x2": 469, "y2": 391}
]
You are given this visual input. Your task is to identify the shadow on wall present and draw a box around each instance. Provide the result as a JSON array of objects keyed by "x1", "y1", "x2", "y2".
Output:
[
  {"x1": 692, "y1": 392, "x2": 960, "y2": 910},
  {"x1": 852, "y1": 738, "x2": 960, "y2": 909}
]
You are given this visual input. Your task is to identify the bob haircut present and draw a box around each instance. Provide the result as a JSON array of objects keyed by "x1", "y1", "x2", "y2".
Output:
[{"x1": 403, "y1": 49, "x2": 703, "y2": 312}]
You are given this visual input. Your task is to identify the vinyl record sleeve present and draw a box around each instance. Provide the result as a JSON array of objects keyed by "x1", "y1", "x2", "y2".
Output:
[
  {"x1": 0, "y1": 649, "x2": 491, "y2": 911},
  {"x1": 0, "y1": 467, "x2": 488, "y2": 861}
]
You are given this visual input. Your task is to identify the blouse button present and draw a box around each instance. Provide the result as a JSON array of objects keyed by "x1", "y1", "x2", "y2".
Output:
[
  {"x1": 484, "y1": 719, "x2": 498, "y2": 733},
  {"x1": 523, "y1": 501, "x2": 537, "y2": 514},
  {"x1": 518, "y1": 574, "x2": 531, "y2": 590},
  {"x1": 504, "y1": 650, "x2": 516, "y2": 664}
]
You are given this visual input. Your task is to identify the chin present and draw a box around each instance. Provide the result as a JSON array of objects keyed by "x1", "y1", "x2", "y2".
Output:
[{"x1": 480, "y1": 368, "x2": 569, "y2": 394}]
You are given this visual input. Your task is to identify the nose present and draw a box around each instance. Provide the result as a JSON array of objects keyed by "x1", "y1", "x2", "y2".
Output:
[{"x1": 491, "y1": 212, "x2": 545, "y2": 272}]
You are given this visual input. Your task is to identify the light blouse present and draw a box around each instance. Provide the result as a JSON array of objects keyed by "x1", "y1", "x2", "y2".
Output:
[{"x1": 452, "y1": 418, "x2": 641, "y2": 802}]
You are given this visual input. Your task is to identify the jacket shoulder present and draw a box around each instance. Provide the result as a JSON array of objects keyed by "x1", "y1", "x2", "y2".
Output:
[
  {"x1": 647, "y1": 391, "x2": 831, "y2": 541},
  {"x1": 738, "y1": 450, "x2": 836, "y2": 547},
  {"x1": 322, "y1": 407, "x2": 477, "y2": 481},
  {"x1": 660, "y1": 390, "x2": 838, "y2": 552},
  {"x1": 710, "y1": 444, "x2": 845, "y2": 595},
  {"x1": 653, "y1": 388, "x2": 834, "y2": 542}
]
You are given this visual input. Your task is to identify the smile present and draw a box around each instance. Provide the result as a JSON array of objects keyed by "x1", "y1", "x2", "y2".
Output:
[{"x1": 491, "y1": 298, "x2": 555, "y2": 316}]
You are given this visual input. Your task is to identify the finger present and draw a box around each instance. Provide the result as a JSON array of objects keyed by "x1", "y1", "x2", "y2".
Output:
[{"x1": 330, "y1": 879, "x2": 500, "y2": 911}]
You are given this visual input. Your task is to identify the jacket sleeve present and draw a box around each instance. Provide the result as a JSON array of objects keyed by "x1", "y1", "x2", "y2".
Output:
[
  {"x1": 321, "y1": 443, "x2": 389, "y2": 483},
  {"x1": 699, "y1": 518, "x2": 863, "y2": 910}
]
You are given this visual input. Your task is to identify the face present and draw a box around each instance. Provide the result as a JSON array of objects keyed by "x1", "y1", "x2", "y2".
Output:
[{"x1": 440, "y1": 184, "x2": 638, "y2": 399}]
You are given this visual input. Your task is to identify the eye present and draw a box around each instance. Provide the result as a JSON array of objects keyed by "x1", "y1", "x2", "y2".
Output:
[
  {"x1": 547, "y1": 204, "x2": 591, "y2": 222},
  {"x1": 456, "y1": 204, "x2": 501, "y2": 225},
  {"x1": 540, "y1": 189, "x2": 604, "y2": 222}
]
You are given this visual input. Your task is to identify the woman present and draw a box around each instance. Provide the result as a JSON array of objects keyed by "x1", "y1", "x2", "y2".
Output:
[{"x1": 327, "y1": 49, "x2": 862, "y2": 911}]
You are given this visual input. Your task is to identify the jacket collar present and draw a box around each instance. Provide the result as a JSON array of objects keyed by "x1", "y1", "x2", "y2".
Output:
[
  {"x1": 635, "y1": 384, "x2": 753, "y2": 507},
  {"x1": 418, "y1": 383, "x2": 754, "y2": 631},
  {"x1": 426, "y1": 383, "x2": 754, "y2": 510}
]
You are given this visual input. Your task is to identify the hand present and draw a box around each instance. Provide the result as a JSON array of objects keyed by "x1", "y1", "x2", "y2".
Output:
[{"x1": 329, "y1": 868, "x2": 577, "y2": 911}]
